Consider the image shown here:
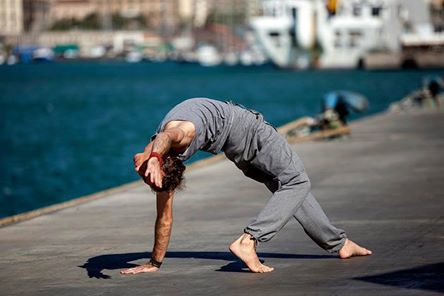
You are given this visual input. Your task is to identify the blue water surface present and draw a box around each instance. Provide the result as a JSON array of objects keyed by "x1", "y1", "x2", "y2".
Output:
[{"x1": 1, "y1": 61, "x2": 443, "y2": 218}]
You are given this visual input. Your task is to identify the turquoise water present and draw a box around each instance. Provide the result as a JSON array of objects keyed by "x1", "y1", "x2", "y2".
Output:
[{"x1": 1, "y1": 61, "x2": 443, "y2": 218}]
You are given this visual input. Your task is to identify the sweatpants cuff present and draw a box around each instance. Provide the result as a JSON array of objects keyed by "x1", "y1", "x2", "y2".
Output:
[
  {"x1": 327, "y1": 235, "x2": 347, "y2": 254},
  {"x1": 243, "y1": 229, "x2": 260, "y2": 244}
]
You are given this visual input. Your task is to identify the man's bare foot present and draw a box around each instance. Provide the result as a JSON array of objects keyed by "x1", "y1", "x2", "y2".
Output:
[
  {"x1": 120, "y1": 263, "x2": 159, "y2": 275},
  {"x1": 339, "y1": 239, "x2": 372, "y2": 259},
  {"x1": 229, "y1": 233, "x2": 274, "y2": 273}
]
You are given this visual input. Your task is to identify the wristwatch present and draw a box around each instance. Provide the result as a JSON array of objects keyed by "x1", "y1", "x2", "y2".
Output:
[{"x1": 149, "y1": 257, "x2": 162, "y2": 268}]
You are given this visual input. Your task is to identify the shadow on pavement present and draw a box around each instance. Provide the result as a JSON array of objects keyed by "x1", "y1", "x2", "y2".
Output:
[
  {"x1": 354, "y1": 262, "x2": 444, "y2": 293},
  {"x1": 79, "y1": 251, "x2": 335, "y2": 279}
]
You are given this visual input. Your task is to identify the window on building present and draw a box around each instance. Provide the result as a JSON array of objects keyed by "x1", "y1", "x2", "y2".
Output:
[
  {"x1": 348, "y1": 30, "x2": 362, "y2": 48},
  {"x1": 269, "y1": 31, "x2": 281, "y2": 47},
  {"x1": 349, "y1": 39, "x2": 356, "y2": 48},
  {"x1": 349, "y1": 30, "x2": 362, "y2": 37},
  {"x1": 334, "y1": 32, "x2": 341, "y2": 48},
  {"x1": 353, "y1": 5, "x2": 362, "y2": 17},
  {"x1": 372, "y1": 6, "x2": 382, "y2": 17}
]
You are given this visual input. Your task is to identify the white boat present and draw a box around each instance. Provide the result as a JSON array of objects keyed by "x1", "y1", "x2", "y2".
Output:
[
  {"x1": 250, "y1": 0, "x2": 435, "y2": 69},
  {"x1": 90, "y1": 46, "x2": 106, "y2": 59},
  {"x1": 196, "y1": 45, "x2": 222, "y2": 67},
  {"x1": 250, "y1": 0, "x2": 316, "y2": 68},
  {"x1": 319, "y1": 0, "x2": 433, "y2": 68},
  {"x1": 7, "y1": 55, "x2": 17, "y2": 65},
  {"x1": 224, "y1": 52, "x2": 239, "y2": 66},
  {"x1": 32, "y1": 47, "x2": 55, "y2": 62},
  {"x1": 125, "y1": 51, "x2": 143, "y2": 63}
]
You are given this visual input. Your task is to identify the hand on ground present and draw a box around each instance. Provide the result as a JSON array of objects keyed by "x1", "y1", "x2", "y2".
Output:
[{"x1": 120, "y1": 264, "x2": 159, "y2": 275}]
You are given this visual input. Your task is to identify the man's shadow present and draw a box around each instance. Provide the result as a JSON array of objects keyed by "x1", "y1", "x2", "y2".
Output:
[{"x1": 79, "y1": 251, "x2": 335, "y2": 279}]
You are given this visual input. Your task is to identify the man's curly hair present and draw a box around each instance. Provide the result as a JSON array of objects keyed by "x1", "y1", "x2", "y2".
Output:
[{"x1": 141, "y1": 155, "x2": 186, "y2": 193}]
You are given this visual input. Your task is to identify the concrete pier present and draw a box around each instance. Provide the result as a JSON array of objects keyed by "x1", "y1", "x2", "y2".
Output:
[{"x1": 1, "y1": 110, "x2": 443, "y2": 295}]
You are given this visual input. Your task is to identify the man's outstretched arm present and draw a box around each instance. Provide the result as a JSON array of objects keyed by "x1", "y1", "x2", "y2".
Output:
[
  {"x1": 121, "y1": 191, "x2": 174, "y2": 275},
  {"x1": 151, "y1": 191, "x2": 174, "y2": 264}
]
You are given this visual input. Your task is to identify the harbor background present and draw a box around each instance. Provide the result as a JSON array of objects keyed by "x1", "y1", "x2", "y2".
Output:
[
  {"x1": 1, "y1": 0, "x2": 444, "y2": 218},
  {"x1": 1, "y1": 0, "x2": 444, "y2": 68},
  {"x1": 1, "y1": 63, "x2": 444, "y2": 218}
]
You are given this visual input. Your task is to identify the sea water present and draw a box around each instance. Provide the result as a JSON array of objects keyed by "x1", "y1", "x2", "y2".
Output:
[{"x1": 1, "y1": 61, "x2": 443, "y2": 218}]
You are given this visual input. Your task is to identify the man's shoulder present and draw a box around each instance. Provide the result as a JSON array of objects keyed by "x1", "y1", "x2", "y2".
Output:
[{"x1": 164, "y1": 120, "x2": 195, "y2": 132}]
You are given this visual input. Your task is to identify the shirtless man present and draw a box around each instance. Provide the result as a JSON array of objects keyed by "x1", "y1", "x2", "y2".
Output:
[{"x1": 121, "y1": 98, "x2": 372, "y2": 275}]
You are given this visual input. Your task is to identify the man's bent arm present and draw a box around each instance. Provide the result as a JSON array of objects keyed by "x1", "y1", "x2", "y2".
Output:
[
  {"x1": 135, "y1": 127, "x2": 186, "y2": 172},
  {"x1": 150, "y1": 128, "x2": 186, "y2": 156},
  {"x1": 151, "y1": 191, "x2": 174, "y2": 263},
  {"x1": 142, "y1": 128, "x2": 187, "y2": 187}
]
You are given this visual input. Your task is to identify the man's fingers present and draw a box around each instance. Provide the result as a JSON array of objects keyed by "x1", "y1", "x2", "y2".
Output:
[
  {"x1": 146, "y1": 169, "x2": 162, "y2": 188},
  {"x1": 133, "y1": 154, "x2": 142, "y2": 165},
  {"x1": 158, "y1": 171, "x2": 163, "y2": 188},
  {"x1": 155, "y1": 172, "x2": 162, "y2": 188},
  {"x1": 122, "y1": 266, "x2": 141, "y2": 274},
  {"x1": 153, "y1": 168, "x2": 162, "y2": 188},
  {"x1": 134, "y1": 153, "x2": 149, "y2": 172},
  {"x1": 140, "y1": 158, "x2": 164, "y2": 188},
  {"x1": 121, "y1": 265, "x2": 158, "y2": 275},
  {"x1": 150, "y1": 170, "x2": 155, "y2": 184}
]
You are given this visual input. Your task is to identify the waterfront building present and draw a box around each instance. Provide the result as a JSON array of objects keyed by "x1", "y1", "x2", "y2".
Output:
[
  {"x1": 0, "y1": 0, "x2": 24, "y2": 36},
  {"x1": 44, "y1": 30, "x2": 161, "y2": 56},
  {"x1": 48, "y1": 0, "x2": 180, "y2": 34},
  {"x1": 23, "y1": 0, "x2": 51, "y2": 32},
  {"x1": 193, "y1": 0, "x2": 210, "y2": 27},
  {"x1": 0, "y1": 0, "x2": 52, "y2": 37},
  {"x1": 49, "y1": 0, "x2": 95, "y2": 21}
]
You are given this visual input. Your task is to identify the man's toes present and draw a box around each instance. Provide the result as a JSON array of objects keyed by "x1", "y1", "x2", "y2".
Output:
[
  {"x1": 258, "y1": 264, "x2": 274, "y2": 273},
  {"x1": 249, "y1": 265, "x2": 260, "y2": 273}
]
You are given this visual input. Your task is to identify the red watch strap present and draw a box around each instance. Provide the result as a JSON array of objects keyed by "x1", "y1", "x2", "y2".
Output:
[{"x1": 149, "y1": 152, "x2": 164, "y2": 167}]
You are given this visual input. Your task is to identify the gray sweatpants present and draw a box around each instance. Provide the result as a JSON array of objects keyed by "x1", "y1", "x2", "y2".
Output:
[{"x1": 223, "y1": 105, "x2": 346, "y2": 253}]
